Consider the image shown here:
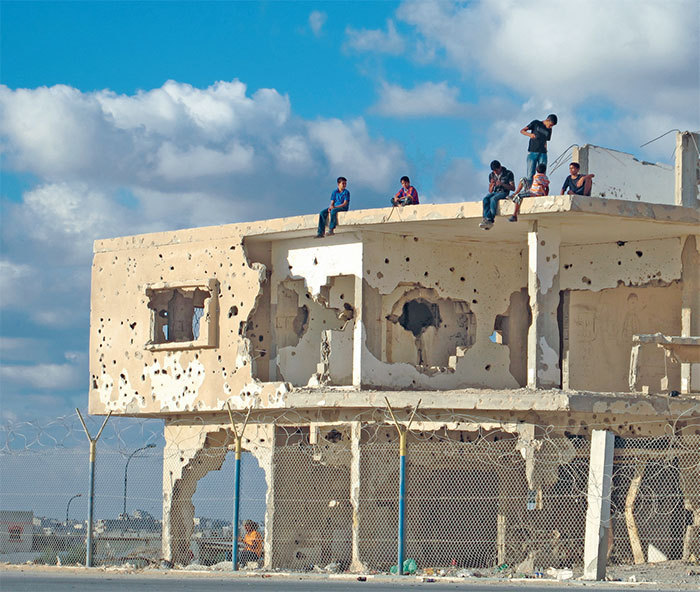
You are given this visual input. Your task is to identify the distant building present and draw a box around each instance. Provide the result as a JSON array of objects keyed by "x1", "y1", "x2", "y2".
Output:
[{"x1": 0, "y1": 511, "x2": 33, "y2": 553}]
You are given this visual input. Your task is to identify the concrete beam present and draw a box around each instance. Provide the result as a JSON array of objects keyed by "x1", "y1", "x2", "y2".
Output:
[
  {"x1": 527, "y1": 222, "x2": 561, "y2": 389},
  {"x1": 675, "y1": 132, "x2": 700, "y2": 208},
  {"x1": 583, "y1": 429, "x2": 615, "y2": 580}
]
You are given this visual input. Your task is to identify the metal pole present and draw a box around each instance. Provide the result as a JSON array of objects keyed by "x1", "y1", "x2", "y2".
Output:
[
  {"x1": 123, "y1": 444, "x2": 156, "y2": 518},
  {"x1": 76, "y1": 408, "x2": 111, "y2": 569},
  {"x1": 66, "y1": 494, "x2": 82, "y2": 525},
  {"x1": 86, "y1": 440, "x2": 96, "y2": 567},
  {"x1": 397, "y1": 430, "x2": 407, "y2": 575},
  {"x1": 226, "y1": 403, "x2": 250, "y2": 572},
  {"x1": 385, "y1": 398, "x2": 420, "y2": 577},
  {"x1": 232, "y1": 437, "x2": 242, "y2": 571}
]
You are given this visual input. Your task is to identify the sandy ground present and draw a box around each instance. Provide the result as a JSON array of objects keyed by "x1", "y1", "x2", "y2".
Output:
[{"x1": 1, "y1": 560, "x2": 699, "y2": 589}]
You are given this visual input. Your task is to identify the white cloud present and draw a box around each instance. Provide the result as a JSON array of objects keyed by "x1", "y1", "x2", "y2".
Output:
[
  {"x1": 307, "y1": 118, "x2": 405, "y2": 191},
  {"x1": 397, "y1": 0, "x2": 699, "y2": 117},
  {"x1": 309, "y1": 10, "x2": 327, "y2": 37},
  {"x1": 0, "y1": 362, "x2": 83, "y2": 390},
  {"x1": 374, "y1": 81, "x2": 467, "y2": 118},
  {"x1": 345, "y1": 20, "x2": 405, "y2": 55}
]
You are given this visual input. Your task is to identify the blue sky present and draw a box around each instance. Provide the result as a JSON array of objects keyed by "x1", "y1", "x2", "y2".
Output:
[{"x1": 1, "y1": 0, "x2": 699, "y2": 421}]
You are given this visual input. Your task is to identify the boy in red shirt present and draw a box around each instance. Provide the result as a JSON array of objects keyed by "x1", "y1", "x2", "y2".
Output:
[
  {"x1": 509, "y1": 163, "x2": 550, "y2": 222},
  {"x1": 390, "y1": 176, "x2": 419, "y2": 206}
]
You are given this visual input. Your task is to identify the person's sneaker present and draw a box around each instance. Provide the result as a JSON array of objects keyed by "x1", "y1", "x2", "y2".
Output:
[
  {"x1": 327, "y1": 229, "x2": 335, "y2": 236},
  {"x1": 479, "y1": 219, "x2": 493, "y2": 229},
  {"x1": 508, "y1": 215, "x2": 518, "y2": 222},
  {"x1": 315, "y1": 233, "x2": 325, "y2": 238}
]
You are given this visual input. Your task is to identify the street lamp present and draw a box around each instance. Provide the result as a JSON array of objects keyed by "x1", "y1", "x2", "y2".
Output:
[
  {"x1": 66, "y1": 493, "x2": 82, "y2": 525},
  {"x1": 122, "y1": 444, "x2": 156, "y2": 518}
]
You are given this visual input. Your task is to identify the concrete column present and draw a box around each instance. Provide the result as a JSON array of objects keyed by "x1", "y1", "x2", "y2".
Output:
[
  {"x1": 675, "y1": 132, "x2": 700, "y2": 208},
  {"x1": 261, "y1": 433, "x2": 276, "y2": 569},
  {"x1": 572, "y1": 145, "x2": 590, "y2": 177},
  {"x1": 681, "y1": 236, "x2": 700, "y2": 393},
  {"x1": 583, "y1": 430, "x2": 615, "y2": 581},
  {"x1": 352, "y1": 273, "x2": 364, "y2": 388},
  {"x1": 527, "y1": 222, "x2": 561, "y2": 389},
  {"x1": 349, "y1": 421, "x2": 366, "y2": 572}
]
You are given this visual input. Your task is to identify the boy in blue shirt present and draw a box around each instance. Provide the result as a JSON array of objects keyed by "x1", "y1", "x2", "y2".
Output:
[{"x1": 317, "y1": 177, "x2": 350, "y2": 237}]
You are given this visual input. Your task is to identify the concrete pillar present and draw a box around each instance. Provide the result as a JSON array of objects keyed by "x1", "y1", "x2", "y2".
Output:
[
  {"x1": 681, "y1": 236, "x2": 700, "y2": 393},
  {"x1": 349, "y1": 421, "x2": 365, "y2": 572},
  {"x1": 527, "y1": 222, "x2": 561, "y2": 389},
  {"x1": 675, "y1": 132, "x2": 700, "y2": 208},
  {"x1": 261, "y1": 431, "x2": 276, "y2": 569},
  {"x1": 583, "y1": 430, "x2": 615, "y2": 581},
  {"x1": 572, "y1": 145, "x2": 590, "y2": 177},
  {"x1": 352, "y1": 273, "x2": 364, "y2": 388}
]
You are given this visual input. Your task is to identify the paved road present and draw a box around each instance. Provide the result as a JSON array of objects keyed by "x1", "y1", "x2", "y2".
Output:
[{"x1": 0, "y1": 570, "x2": 679, "y2": 592}]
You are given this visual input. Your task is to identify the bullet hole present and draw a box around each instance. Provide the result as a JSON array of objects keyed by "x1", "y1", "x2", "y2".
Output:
[
  {"x1": 485, "y1": 365, "x2": 491, "y2": 371},
  {"x1": 424, "y1": 271, "x2": 429, "y2": 277},
  {"x1": 377, "y1": 271, "x2": 384, "y2": 279},
  {"x1": 159, "y1": 254, "x2": 163, "y2": 259},
  {"x1": 385, "y1": 258, "x2": 390, "y2": 264},
  {"x1": 339, "y1": 293, "x2": 344, "y2": 300},
  {"x1": 141, "y1": 374, "x2": 145, "y2": 381},
  {"x1": 472, "y1": 299, "x2": 478, "y2": 304},
  {"x1": 313, "y1": 257, "x2": 318, "y2": 265},
  {"x1": 228, "y1": 306, "x2": 238, "y2": 318},
  {"x1": 581, "y1": 277, "x2": 592, "y2": 285},
  {"x1": 636, "y1": 250, "x2": 643, "y2": 257},
  {"x1": 460, "y1": 277, "x2": 465, "y2": 282},
  {"x1": 406, "y1": 257, "x2": 411, "y2": 262},
  {"x1": 92, "y1": 379, "x2": 98, "y2": 389},
  {"x1": 258, "y1": 335, "x2": 264, "y2": 342},
  {"x1": 616, "y1": 241, "x2": 626, "y2": 246},
  {"x1": 564, "y1": 264, "x2": 572, "y2": 269},
  {"x1": 129, "y1": 322, "x2": 137, "y2": 330},
  {"x1": 449, "y1": 267, "x2": 454, "y2": 272},
  {"x1": 230, "y1": 245, "x2": 236, "y2": 250},
  {"x1": 540, "y1": 240, "x2": 545, "y2": 246},
  {"x1": 618, "y1": 261, "x2": 622, "y2": 265},
  {"x1": 170, "y1": 266, "x2": 174, "y2": 270}
]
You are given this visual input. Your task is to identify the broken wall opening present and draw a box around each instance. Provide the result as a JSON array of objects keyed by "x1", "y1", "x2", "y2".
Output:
[
  {"x1": 147, "y1": 288, "x2": 211, "y2": 344},
  {"x1": 189, "y1": 448, "x2": 267, "y2": 566},
  {"x1": 384, "y1": 286, "x2": 476, "y2": 369},
  {"x1": 274, "y1": 277, "x2": 355, "y2": 387}
]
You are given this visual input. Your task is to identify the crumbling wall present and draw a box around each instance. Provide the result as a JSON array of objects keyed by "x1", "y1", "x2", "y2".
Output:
[
  {"x1": 574, "y1": 145, "x2": 674, "y2": 205},
  {"x1": 358, "y1": 233, "x2": 528, "y2": 389},
  {"x1": 89, "y1": 225, "x2": 289, "y2": 415},
  {"x1": 559, "y1": 237, "x2": 683, "y2": 393}
]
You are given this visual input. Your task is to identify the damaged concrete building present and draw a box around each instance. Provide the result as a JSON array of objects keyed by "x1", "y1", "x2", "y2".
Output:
[{"x1": 89, "y1": 132, "x2": 700, "y2": 578}]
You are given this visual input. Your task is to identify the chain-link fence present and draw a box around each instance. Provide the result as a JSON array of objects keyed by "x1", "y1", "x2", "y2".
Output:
[{"x1": 1, "y1": 414, "x2": 699, "y2": 574}]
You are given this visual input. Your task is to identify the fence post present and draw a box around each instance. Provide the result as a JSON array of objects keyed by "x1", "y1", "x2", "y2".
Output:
[
  {"x1": 76, "y1": 408, "x2": 111, "y2": 568},
  {"x1": 226, "y1": 404, "x2": 251, "y2": 571},
  {"x1": 385, "y1": 398, "x2": 420, "y2": 576}
]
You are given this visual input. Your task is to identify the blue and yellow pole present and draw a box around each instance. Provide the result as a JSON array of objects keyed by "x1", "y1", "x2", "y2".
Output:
[
  {"x1": 397, "y1": 430, "x2": 407, "y2": 575},
  {"x1": 226, "y1": 403, "x2": 250, "y2": 572},
  {"x1": 232, "y1": 436, "x2": 242, "y2": 571},
  {"x1": 385, "y1": 398, "x2": 420, "y2": 577}
]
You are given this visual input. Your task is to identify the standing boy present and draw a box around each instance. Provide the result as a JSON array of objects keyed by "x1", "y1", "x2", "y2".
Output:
[
  {"x1": 508, "y1": 163, "x2": 550, "y2": 222},
  {"x1": 520, "y1": 114, "x2": 557, "y2": 181},
  {"x1": 317, "y1": 177, "x2": 350, "y2": 238},
  {"x1": 480, "y1": 160, "x2": 515, "y2": 229},
  {"x1": 391, "y1": 176, "x2": 419, "y2": 206},
  {"x1": 561, "y1": 162, "x2": 595, "y2": 196}
]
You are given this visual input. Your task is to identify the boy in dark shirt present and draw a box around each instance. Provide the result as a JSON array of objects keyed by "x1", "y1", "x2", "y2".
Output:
[
  {"x1": 520, "y1": 114, "x2": 557, "y2": 182},
  {"x1": 317, "y1": 177, "x2": 350, "y2": 237},
  {"x1": 561, "y1": 162, "x2": 595, "y2": 196},
  {"x1": 480, "y1": 160, "x2": 515, "y2": 229}
]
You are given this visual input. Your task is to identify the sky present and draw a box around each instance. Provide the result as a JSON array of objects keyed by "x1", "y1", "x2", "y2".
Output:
[{"x1": 1, "y1": 0, "x2": 699, "y2": 422}]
